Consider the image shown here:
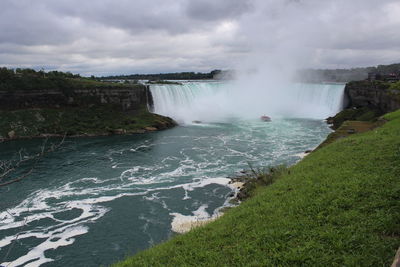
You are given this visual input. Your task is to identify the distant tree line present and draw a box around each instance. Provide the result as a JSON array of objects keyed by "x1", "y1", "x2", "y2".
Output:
[
  {"x1": 0, "y1": 67, "x2": 130, "y2": 91},
  {"x1": 0, "y1": 68, "x2": 83, "y2": 91},
  {"x1": 296, "y1": 63, "x2": 400, "y2": 83},
  {"x1": 3, "y1": 63, "x2": 400, "y2": 89},
  {"x1": 101, "y1": 70, "x2": 222, "y2": 80}
]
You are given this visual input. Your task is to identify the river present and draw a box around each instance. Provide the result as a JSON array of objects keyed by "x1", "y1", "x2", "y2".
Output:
[{"x1": 0, "y1": 81, "x2": 344, "y2": 266}]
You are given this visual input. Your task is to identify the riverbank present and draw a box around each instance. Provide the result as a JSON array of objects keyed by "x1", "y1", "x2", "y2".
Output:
[
  {"x1": 0, "y1": 105, "x2": 176, "y2": 142},
  {"x1": 0, "y1": 68, "x2": 177, "y2": 141},
  {"x1": 114, "y1": 109, "x2": 400, "y2": 266}
]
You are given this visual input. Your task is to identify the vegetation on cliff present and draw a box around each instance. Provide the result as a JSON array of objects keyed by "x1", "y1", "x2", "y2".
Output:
[
  {"x1": 0, "y1": 67, "x2": 136, "y2": 91},
  {"x1": 326, "y1": 107, "x2": 383, "y2": 130},
  {"x1": 114, "y1": 110, "x2": 400, "y2": 266},
  {"x1": 101, "y1": 70, "x2": 222, "y2": 81},
  {"x1": 0, "y1": 106, "x2": 175, "y2": 141},
  {"x1": 344, "y1": 80, "x2": 400, "y2": 117},
  {"x1": 389, "y1": 81, "x2": 400, "y2": 91},
  {"x1": 0, "y1": 67, "x2": 177, "y2": 140}
]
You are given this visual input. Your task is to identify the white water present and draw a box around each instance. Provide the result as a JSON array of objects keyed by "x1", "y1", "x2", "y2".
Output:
[
  {"x1": 0, "y1": 82, "x2": 344, "y2": 267},
  {"x1": 150, "y1": 82, "x2": 345, "y2": 124}
]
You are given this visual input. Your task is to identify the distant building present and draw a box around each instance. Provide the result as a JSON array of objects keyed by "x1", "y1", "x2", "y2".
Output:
[
  {"x1": 367, "y1": 72, "x2": 400, "y2": 82},
  {"x1": 367, "y1": 72, "x2": 377, "y2": 81}
]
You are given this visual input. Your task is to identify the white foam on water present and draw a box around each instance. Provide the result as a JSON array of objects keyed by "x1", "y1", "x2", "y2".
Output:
[
  {"x1": 2, "y1": 225, "x2": 88, "y2": 267},
  {"x1": 0, "y1": 172, "x2": 233, "y2": 266},
  {"x1": 170, "y1": 205, "x2": 216, "y2": 234},
  {"x1": 0, "y1": 105, "x2": 334, "y2": 266},
  {"x1": 183, "y1": 190, "x2": 191, "y2": 200},
  {"x1": 179, "y1": 177, "x2": 231, "y2": 192}
]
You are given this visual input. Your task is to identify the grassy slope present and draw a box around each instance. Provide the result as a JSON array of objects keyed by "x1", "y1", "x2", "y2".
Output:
[{"x1": 115, "y1": 110, "x2": 400, "y2": 267}]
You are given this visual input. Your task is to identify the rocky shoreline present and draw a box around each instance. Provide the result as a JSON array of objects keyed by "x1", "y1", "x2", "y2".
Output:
[
  {"x1": 0, "y1": 106, "x2": 176, "y2": 142},
  {"x1": 0, "y1": 123, "x2": 176, "y2": 143}
]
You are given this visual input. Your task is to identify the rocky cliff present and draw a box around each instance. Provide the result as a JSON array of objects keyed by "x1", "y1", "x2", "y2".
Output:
[
  {"x1": 344, "y1": 81, "x2": 400, "y2": 113},
  {"x1": 0, "y1": 84, "x2": 152, "y2": 111},
  {"x1": 0, "y1": 84, "x2": 176, "y2": 141}
]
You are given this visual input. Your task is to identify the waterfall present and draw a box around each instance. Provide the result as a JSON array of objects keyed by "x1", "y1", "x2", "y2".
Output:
[{"x1": 150, "y1": 81, "x2": 345, "y2": 124}]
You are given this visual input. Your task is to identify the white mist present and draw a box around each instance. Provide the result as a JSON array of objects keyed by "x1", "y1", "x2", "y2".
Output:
[{"x1": 150, "y1": 81, "x2": 344, "y2": 124}]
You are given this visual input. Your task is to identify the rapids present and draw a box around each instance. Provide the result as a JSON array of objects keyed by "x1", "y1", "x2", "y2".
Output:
[{"x1": 0, "y1": 81, "x2": 345, "y2": 266}]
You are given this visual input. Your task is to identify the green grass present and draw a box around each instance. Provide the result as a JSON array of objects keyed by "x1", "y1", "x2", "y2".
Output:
[
  {"x1": 235, "y1": 165, "x2": 289, "y2": 201},
  {"x1": 114, "y1": 110, "x2": 400, "y2": 267},
  {"x1": 326, "y1": 107, "x2": 383, "y2": 130},
  {"x1": 389, "y1": 81, "x2": 400, "y2": 91},
  {"x1": 0, "y1": 105, "x2": 175, "y2": 139}
]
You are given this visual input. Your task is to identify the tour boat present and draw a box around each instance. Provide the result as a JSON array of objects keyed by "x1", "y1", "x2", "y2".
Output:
[{"x1": 260, "y1": 115, "x2": 271, "y2": 122}]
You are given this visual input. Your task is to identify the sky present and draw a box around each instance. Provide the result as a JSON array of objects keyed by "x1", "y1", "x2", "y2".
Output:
[{"x1": 1, "y1": 0, "x2": 400, "y2": 76}]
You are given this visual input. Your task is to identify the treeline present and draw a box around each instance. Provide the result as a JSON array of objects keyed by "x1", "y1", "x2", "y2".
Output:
[
  {"x1": 0, "y1": 67, "x2": 129, "y2": 91},
  {"x1": 296, "y1": 63, "x2": 400, "y2": 83},
  {"x1": 101, "y1": 70, "x2": 222, "y2": 80}
]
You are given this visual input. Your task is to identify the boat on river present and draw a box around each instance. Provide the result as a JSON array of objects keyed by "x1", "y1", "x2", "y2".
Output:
[{"x1": 261, "y1": 115, "x2": 271, "y2": 122}]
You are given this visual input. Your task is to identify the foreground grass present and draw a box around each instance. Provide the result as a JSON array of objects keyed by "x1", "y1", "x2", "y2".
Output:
[{"x1": 114, "y1": 110, "x2": 400, "y2": 267}]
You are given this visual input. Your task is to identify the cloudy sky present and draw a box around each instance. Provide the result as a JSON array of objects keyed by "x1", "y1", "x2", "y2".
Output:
[{"x1": 1, "y1": 0, "x2": 400, "y2": 75}]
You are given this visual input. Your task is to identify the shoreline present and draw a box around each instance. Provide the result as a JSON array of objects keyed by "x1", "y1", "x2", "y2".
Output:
[
  {"x1": 115, "y1": 109, "x2": 400, "y2": 266},
  {"x1": 167, "y1": 109, "x2": 385, "y2": 234},
  {"x1": 0, "y1": 124, "x2": 176, "y2": 143},
  {"x1": 0, "y1": 106, "x2": 177, "y2": 143}
]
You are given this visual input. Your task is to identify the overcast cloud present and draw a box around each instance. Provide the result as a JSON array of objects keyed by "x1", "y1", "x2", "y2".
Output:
[{"x1": 0, "y1": 0, "x2": 400, "y2": 75}]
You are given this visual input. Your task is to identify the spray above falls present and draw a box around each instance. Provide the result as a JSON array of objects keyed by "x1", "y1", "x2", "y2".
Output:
[{"x1": 150, "y1": 81, "x2": 345, "y2": 124}]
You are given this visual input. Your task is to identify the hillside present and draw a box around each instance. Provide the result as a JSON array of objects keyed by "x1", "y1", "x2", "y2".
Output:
[
  {"x1": 115, "y1": 110, "x2": 400, "y2": 266},
  {"x1": 0, "y1": 68, "x2": 176, "y2": 141}
]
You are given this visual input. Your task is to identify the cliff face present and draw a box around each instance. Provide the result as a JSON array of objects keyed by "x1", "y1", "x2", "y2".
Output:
[
  {"x1": 0, "y1": 84, "x2": 152, "y2": 111},
  {"x1": 344, "y1": 81, "x2": 400, "y2": 113},
  {"x1": 0, "y1": 84, "x2": 177, "y2": 141}
]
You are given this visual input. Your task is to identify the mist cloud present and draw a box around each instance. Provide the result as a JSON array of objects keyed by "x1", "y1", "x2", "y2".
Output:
[{"x1": 0, "y1": 0, "x2": 399, "y2": 75}]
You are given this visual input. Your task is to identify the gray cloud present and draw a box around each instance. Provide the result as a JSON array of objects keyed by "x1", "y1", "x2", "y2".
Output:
[
  {"x1": 0, "y1": 1, "x2": 78, "y2": 45},
  {"x1": 185, "y1": 0, "x2": 253, "y2": 21},
  {"x1": 0, "y1": 0, "x2": 400, "y2": 75}
]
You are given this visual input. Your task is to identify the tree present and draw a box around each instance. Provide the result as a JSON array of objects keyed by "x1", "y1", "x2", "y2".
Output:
[{"x1": 0, "y1": 136, "x2": 65, "y2": 187}]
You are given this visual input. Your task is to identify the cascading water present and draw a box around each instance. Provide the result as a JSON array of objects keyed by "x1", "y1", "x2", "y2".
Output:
[
  {"x1": 0, "y1": 81, "x2": 346, "y2": 267},
  {"x1": 150, "y1": 82, "x2": 345, "y2": 123}
]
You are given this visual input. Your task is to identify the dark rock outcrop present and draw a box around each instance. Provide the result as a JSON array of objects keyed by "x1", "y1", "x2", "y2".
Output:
[
  {"x1": 344, "y1": 81, "x2": 400, "y2": 113},
  {"x1": 0, "y1": 84, "x2": 177, "y2": 141},
  {"x1": 0, "y1": 85, "x2": 152, "y2": 111}
]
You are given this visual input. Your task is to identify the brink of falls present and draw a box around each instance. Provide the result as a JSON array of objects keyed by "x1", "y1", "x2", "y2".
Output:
[{"x1": 150, "y1": 82, "x2": 345, "y2": 124}]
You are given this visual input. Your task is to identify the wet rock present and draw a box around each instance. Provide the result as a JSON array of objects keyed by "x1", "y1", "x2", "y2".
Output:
[
  {"x1": 130, "y1": 129, "x2": 146, "y2": 134},
  {"x1": 35, "y1": 112, "x2": 45, "y2": 122},
  {"x1": 8, "y1": 130, "x2": 16, "y2": 139},
  {"x1": 392, "y1": 247, "x2": 400, "y2": 267},
  {"x1": 347, "y1": 128, "x2": 356, "y2": 134},
  {"x1": 144, "y1": 126, "x2": 158, "y2": 131},
  {"x1": 345, "y1": 81, "x2": 400, "y2": 113},
  {"x1": 231, "y1": 182, "x2": 245, "y2": 190},
  {"x1": 113, "y1": 128, "x2": 126, "y2": 134}
]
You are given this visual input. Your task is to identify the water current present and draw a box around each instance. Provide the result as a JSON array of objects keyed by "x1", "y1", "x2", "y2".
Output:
[{"x1": 0, "y1": 82, "x2": 344, "y2": 266}]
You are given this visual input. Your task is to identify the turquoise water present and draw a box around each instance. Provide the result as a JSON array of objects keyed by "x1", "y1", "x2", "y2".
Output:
[
  {"x1": 0, "y1": 81, "x2": 344, "y2": 266},
  {"x1": 0, "y1": 118, "x2": 332, "y2": 266}
]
